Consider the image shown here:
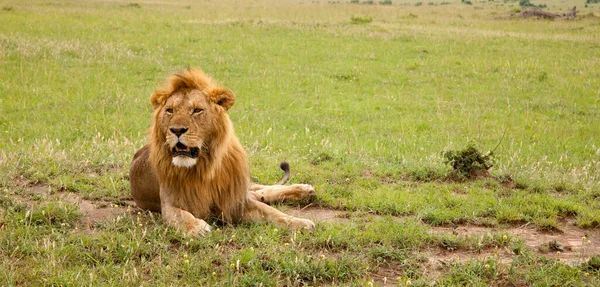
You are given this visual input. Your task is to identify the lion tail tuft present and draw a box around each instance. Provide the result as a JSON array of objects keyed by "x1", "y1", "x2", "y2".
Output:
[{"x1": 275, "y1": 162, "x2": 290, "y2": 185}]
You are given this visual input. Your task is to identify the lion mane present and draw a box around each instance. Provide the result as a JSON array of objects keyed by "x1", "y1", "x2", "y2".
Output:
[{"x1": 149, "y1": 69, "x2": 248, "y2": 223}]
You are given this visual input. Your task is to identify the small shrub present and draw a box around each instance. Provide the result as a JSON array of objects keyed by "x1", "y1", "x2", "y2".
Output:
[
  {"x1": 586, "y1": 0, "x2": 599, "y2": 3},
  {"x1": 442, "y1": 143, "x2": 494, "y2": 179},
  {"x1": 2, "y1": 5, "x2": 14, "y2": 11},
  {"x1": 363, "y1": 0, "x2": 375, "y2": 4},
  {"x1": 379, "y1": 0, "x2": 392, "y2": 4},
  {"x1": 415, "y1": 2, "x2": 423, "y2": 6},
  {"x1": 462, "y1": 0, "x2": 473, "y2": 4},
  {"x1": 350, "y1": 0, "x2": 360, "y2": 3},
  {"x1": 350, "y1": 15, "x2": 373, "y2": 24}
]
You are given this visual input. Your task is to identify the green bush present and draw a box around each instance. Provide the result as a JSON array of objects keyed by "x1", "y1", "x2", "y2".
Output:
[{"x1": 442, "y1": 143, "x2": 494, "y2": 178}]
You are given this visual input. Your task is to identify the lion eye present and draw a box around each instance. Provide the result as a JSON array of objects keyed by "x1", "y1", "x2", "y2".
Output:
[
  {"x1": 193, "y1": 108, "x2": 204, "y2": 114},
  {"x1": 166, "y1": 108, "x2": 173, "y2": 114}
]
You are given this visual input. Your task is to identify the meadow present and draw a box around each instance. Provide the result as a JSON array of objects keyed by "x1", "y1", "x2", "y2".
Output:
[{"x1": 1, "y1": 0, "x2": 599, "y2": 285}]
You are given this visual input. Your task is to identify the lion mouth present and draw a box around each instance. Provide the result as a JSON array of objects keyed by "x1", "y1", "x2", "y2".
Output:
[{"x1": 172, "y1": 142, "x2": 200, "y2": 158}]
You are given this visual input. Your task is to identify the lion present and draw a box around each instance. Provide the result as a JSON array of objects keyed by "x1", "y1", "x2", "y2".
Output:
[{"x1": 129, "y1": 68, "x2": 316, "y2": 236}]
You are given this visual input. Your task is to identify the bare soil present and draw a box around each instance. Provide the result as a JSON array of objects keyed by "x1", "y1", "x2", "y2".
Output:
[{"x1": 19, "y1": 182, "x2": 134, "y2": 231}]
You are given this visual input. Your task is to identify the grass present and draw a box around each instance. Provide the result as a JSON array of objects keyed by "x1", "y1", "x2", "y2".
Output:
[{"x1": 1, "y1": 0, "x2": 599, "y2": 285}]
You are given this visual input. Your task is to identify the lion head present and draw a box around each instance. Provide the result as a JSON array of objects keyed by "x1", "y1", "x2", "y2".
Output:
[{"x1": 149, "y1": 69, "x2": 237, "y2": 169}]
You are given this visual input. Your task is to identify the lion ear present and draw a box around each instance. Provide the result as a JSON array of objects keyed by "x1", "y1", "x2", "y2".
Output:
[
  {"x1": 209, "y1": 88, "x2": 236, "y2": 111},
  {"x1": 150, "y1": 91, "x2": 168, "y2": 110}
]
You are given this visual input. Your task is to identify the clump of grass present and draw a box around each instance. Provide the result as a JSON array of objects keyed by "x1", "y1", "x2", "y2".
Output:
[
  {"x1": 124, "y1": 3, "x2": 142, "y2": 8},
  {"x1": 406, "y1": 166, "x2": 445, "y2": 182},
  {"x1": 2, "y1": 5, "x2": 14, "y2": 11},
  {"x1": 24, "y1": 203, "x2": 82, "y2": 229},
  {"x1": 350, "y1": 15, "x2": 373, "y2": 24},
  {"x1": 379, "y1": 0, "x2": 392, "y2": 4},
  {"x1": 443, "y1": 143, "x2": 494, "y2": 180},
  {"x1": 538, "y1": 240, "x2": 563, "y2": 253},
  {"x1": 439, "y1": 258, "x2": 500, "y2": 285},
  {"x1": 509, "y1": 7, "x2": 522, "y2": 13},
  {"x1": 581, "y1": 256, "x2": 600, "y2": 272},
  {"x1": 519, "y1": 0, "x2": 546, "y2": 8}
]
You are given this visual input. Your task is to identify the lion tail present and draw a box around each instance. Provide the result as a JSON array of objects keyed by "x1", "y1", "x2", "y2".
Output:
[{"x1": 275, "y1": 162, "x2": 290, "y2": 185}]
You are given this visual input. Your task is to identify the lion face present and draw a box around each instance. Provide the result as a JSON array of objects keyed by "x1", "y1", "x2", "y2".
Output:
[{"x1": 158, "y1": 89, "x2": 217, "y2": 167}]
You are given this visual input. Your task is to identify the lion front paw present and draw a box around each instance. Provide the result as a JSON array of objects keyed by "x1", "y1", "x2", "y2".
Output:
[
  {"x1": 186, "y1": 218, "x2": 212, "y2": 237},
  {"x1": 287, "y1": 217, "x2": 315, "y2": 231}
]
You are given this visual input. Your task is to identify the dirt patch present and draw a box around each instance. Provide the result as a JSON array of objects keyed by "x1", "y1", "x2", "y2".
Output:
[
  {"x1": 17, "y1": 182, "x2": 134, "y2": 231},
  {"x1": 57, "y1": 193, "x2": 133, "y2": 230},
  {"x1": 510, "y1": 223, "x2": 599, "y2": 263},
  {"x1": 372, "y1": 267, "x2": 402, "y2": 286},
  {"x1": 371, "y1": 249, "x2": 514, "y2": 286},
  {"x1": 429, "y1": 223, "x2": 600, "y2": 264},
  {"x1": 287, "y1": 207, "x2": 350, "y2": 224}
]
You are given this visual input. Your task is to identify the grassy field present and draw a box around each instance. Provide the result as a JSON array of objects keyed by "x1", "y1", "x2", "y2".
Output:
[{"x1": 1, "y1": 0, "x2": 600, "y2": 285}]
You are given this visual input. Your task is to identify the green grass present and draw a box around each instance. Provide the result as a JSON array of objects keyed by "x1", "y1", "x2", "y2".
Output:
[{"x1": 1, "y1": 0, "x2": 600, "y2": 285}]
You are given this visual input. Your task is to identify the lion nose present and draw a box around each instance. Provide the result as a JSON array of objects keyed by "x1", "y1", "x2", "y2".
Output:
[{"x1": 169, "y1": 127, "x2": 188, "y2": 137}]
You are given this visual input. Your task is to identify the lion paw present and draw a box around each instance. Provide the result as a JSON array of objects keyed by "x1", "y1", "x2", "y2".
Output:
[
  {"x1": 301, "y1": 184, "x2": 317, "y2": 196},
  {"x1": 186, "y1": 218, "x2": 212, "y2": 237},
  {"x1": 293, "y1": 184, "x2": 317, "y2": 200},
  {"x1": 287, "y1": 217, "x2": 315, "y2": 231}
]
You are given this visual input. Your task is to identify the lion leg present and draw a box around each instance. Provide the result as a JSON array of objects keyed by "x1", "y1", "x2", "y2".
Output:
[
  {"x1": 160, "y1": 191, "x2": 211, "y2": 236},
  {"x1": 242, "y1": 198, "x2": 315, "y2": 230},
  {"x1": 249, "y1": 184, "x2": 316, "y2": 204}
]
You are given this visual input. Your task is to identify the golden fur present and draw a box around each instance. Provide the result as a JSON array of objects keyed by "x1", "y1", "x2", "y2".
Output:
[{"x1": 130, "y1": 68, "x2": 315, "y2": 236}]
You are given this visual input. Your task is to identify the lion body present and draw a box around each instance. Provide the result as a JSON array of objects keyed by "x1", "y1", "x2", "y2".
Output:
[{"x1": 130, "y1": 69, "x2": 315, "y2": 236}]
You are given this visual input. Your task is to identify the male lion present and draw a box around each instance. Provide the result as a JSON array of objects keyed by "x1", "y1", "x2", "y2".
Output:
[{"x1": 129, "y1": 68, "x2": 316, "y2": 236}]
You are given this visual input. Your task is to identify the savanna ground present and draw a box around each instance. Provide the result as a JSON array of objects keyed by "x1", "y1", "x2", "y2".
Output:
[{"x1": 1, "y1": 0, "x2": 600, "y2": 285}]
